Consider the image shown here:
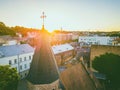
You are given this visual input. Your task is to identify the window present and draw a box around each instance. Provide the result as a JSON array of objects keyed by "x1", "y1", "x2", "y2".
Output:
[
  {"x1": 9, "y1": 60, "x2": 12, "y2": 65},
  {"x1": 19, "y1": 58, "x2": 22, "y2": 62},
  {"x1": 24, "y1": 64, "x2": 27, "y2": 69},
  {"x1": 24, "y1": 57, "x2": 26, "y2": 61},
  {"x1": 14, "y1": 59, "x2": 17, "y2": 64},
  {"x1": 29, "y1": 56, "x2": 31, "y2": 60},
  {"x1": 20, "y1": 65, "x2": 22, "y2": 70}
]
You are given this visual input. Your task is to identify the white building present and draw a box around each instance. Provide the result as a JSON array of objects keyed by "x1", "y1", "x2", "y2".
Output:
[
  {"x1": 0, "y1": 44, "x2": 34, "y2": 79},
  {"x1": 0, "y1": 35, "x2": 19, "y2": 46},
  {"x1": 79, "y1": 36, "x2": 116, "y2": 46}
]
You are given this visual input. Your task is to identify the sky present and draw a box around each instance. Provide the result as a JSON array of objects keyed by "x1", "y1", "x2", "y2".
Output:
[{"x1": 0, "y1": 0, "x2": 120, "y2": 32}]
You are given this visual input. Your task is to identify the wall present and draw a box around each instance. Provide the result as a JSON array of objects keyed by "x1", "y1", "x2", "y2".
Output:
[
  {"x1": 0, "y1": 55, "x2": 19, "y2": 72},
  {"x1": 79, "y1": 36, "x2": 116, "y2": 45},
  {"x1": 91, "y1": 45, "x2": 120, "y2": 61},
  {"x1": 27, "y1": 79, "x2": 61, "y2": 90},
  {"x1": 0, "y1": 52, "x2": 34, "y2": 79},
  {"x1": 55, "y1": 50, "x2": 74, "y2": 66}
]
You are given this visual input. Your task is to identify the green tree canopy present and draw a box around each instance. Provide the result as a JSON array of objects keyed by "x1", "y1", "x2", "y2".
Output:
[
  {"x1": 0, "y1": 22, "x2": 16, "y2": 36},
  {"x1": 12, "y1": 26, "x2": 40, "y2": 37},
  {"x1": 0, "y1": 22, "x2": 6, "y2": 27},
  {"x1": 92, "y1": 53, "x2": 120, "y2": 88},
  {"x1": 0, "y1": 65, "x2": 19, "y2": 90}
]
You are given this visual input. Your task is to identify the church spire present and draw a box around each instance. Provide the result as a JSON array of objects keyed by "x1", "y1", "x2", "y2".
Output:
[
  {"x1": 40, "y1": 12, "x2": 46, "y2": 30},
  {"x1": 27, "y1": 12, "x2": 60, "y2": 85}
]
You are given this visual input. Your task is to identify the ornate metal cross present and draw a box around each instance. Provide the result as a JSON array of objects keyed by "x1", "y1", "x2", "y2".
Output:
[{"x1": 40, "y1": 12, "x2": 46, "y2": 26}]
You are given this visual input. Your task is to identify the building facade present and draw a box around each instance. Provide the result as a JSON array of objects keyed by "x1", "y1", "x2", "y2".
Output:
[
  {"x1": 53, "y1": 33, "x2": 72, "y2": 41},
  {"x1": 79, "y1": 36, "x2": 116, "y2": 46},
  {"x1": 52, "y1": 44, "x2": 74, "y2": 66},
  {"x1": 0, "y1": 44, "x2": 34, "y2": 79},
  {"x1": 0, "y1": 35, "x2": 19, "y2": 46},
  {"x1": 112, "y1": 38, "x2": 120, "y2": 46}
]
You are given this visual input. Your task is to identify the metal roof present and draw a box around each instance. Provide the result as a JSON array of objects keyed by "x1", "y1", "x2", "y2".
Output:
[
  {"x1": 0, "y1": 44, "x2": 34, "y2": 57},
  {"x1": 0, "y1": 43, "x2": 73, "y2": 58},
  {"x1": 52, "y1": 44, "x2": 74, "y2": 55}
]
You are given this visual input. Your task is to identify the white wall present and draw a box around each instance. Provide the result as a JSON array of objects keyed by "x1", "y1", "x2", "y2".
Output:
[
  {"x1": 18, "y1": 53, "x2": 33, "y2": 73},
  {"x1": 79, "y1": 36, "x2": 116, "y2": 45},
  {"x1": 0, "y1": 52, "x2": 34, "y2": 78},
  {"x1": 0, "y1": 55, "x2": 19, "y2": 70}
]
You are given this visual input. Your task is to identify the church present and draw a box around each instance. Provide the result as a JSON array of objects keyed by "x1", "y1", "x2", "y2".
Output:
[{"x1": 26, "y1": 12, "x2": 64, "y2": 90}]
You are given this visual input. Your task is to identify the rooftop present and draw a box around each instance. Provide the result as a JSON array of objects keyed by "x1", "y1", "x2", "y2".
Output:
[
  {"x1": 60, "y1": 63, "x2": 96, "y2": 90},
  {"x1": 52, "y1": 44, "x2": 74, "y2": 55},
  {"x1": 0, "y1": 44, "x2": 34, "y2": 57}
]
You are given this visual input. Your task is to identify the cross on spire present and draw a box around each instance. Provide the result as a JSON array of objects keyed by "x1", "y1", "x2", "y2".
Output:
[{"x1": 40, "y1": 12, "x2": 46, "y2": 26}]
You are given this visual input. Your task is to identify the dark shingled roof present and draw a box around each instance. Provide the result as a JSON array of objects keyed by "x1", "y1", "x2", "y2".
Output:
[
  {"x1": 27, "y1": 26, "x2": 59, "y2": 84},
  {"x1": 60, "y1": 64, "x2": 96, "y2": 90}
]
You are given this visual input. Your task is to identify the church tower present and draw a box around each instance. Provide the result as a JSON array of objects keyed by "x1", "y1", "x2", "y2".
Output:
[{"x1": 27, "y1": 12, "x2": 63, "y2": 90}]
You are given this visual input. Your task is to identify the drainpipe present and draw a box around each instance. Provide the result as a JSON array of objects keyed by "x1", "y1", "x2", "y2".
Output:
[{"x1": 17, "y1": 54, "x2": 20, "y2": 74}]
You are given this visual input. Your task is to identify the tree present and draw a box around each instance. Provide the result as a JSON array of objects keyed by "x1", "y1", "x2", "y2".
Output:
[
  {"x1": 92, "y1": 53, "x2": 120, "y2": 89},
  {"x1": 0, "y1": 65, "x2": 19, "y2": 90},
  {"x1": 0, "y1": 22, "x2": 16, "y2": 36},
  {"x1": 0, "y1": 22, "x2": 6, "y2": 26}
]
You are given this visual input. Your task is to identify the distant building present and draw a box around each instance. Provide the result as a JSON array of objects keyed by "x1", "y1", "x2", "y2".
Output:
[
  {"x1": 0, "y1": 44, "x2": 34, "y2": 79},
  {"x1": 2, "y1": 40, "x2": 18, "y2": 46},
  {"x1": 112, "y1": 38, "x2": 120, "y2": 46},
  {"x1": 79, "y1": 36, "x2": 116, "y2": 46},
  {"x1": 71, "y1": 33, "x2": 79, "y2": 40},
  {"x1": 52, "y1": 33, "x2": 72, "y2": 42},
  {"x1": 0, "y1": 35, "x2": 19, "y2": 46}
]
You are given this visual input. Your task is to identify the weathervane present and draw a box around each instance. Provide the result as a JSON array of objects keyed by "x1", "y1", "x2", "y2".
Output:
[{"x1": 40, "y1": 12, "x2": 46, "y2": 26}]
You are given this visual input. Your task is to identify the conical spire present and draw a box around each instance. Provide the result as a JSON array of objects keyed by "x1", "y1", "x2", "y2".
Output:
[{"x1": 27, "y1": 13, "x2": 59, "y2": 84}]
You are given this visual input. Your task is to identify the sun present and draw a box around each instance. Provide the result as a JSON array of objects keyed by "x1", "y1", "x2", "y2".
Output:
[{"x1": 47, "y1": 29, "x2": 54, "y2": 33}]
